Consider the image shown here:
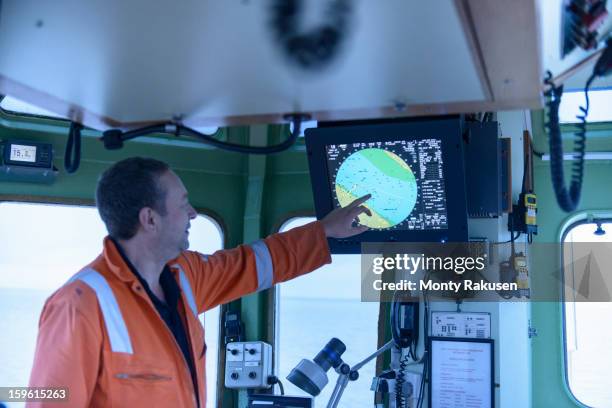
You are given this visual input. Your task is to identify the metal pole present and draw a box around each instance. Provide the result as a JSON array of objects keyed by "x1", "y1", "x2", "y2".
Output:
[
  {"x1": 352, "y1": 340, "x2": 395, "y2": 372},
  {"x1": 325, "y1": 340, "x2": 396, "y2": 407},
  {"x1": 326, "y1": 373, "x2": 349, "y2": 408}
]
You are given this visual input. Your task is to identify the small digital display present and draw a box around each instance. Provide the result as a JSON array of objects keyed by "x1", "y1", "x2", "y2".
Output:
[
  {"x1": 325, "y1": 139, "x2": 449, "y2": 231},
  {"x1": 10, "y1": 144, "x2": 37, "y2": 163}
]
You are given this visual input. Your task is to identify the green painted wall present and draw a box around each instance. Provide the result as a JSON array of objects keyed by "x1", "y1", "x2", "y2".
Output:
[{"x1": 531, "y1": 110, "x2": 612, "y2": 407}]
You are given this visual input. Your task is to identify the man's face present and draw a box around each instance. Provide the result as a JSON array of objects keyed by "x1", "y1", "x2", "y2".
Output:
[{"x1": 156, "y1": 170, "x2": 197, "y2": 256}]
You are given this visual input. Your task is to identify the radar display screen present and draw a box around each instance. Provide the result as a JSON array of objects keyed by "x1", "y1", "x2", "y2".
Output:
[{"x1": 325, "y1": 139, "x2": 449, "y2": 231}]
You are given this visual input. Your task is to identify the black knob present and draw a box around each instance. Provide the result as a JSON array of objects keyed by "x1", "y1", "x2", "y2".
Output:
[
  {"x1": 248, "y1": 349, "x2": 256, "y2": 355},
  {"x1": 230, "y1": 372, "x2": 239, "y2": 380},
  {"x1": 248, "y1": 372, "x2": 257, "y2": 379},
  {"x1": 230, "y1": 349, "x2": 238, "y2": 355}
]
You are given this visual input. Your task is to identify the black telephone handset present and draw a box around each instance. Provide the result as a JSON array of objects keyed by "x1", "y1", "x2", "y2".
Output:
[
  {"x1": 391, "y1": 300, "x2": 419, "y2": 349},
  {"x1": 593, "y1": 37, "x2": 612, "y2": 78}
]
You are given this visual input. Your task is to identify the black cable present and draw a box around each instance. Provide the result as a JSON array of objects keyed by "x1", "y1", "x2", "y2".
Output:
[
  {"x1": 387, "y1": 273, "x2": 431, "y2": 406},
  {"x1": 570, "y1": 72, "x2": 595, "y2": 203},
  {"x1": 100, "y1": 124, "x2": 167, "y2": 150},
  {"x1": 409, "y1": 336, "x2": 417, "y2": 361},
  {"x1": 491, "y1": 231, "x2": 522, "y2": 245},
  {"x1": 277, "y1": 379, "x2": 285, "y2": 396},
  {"x1": 417, "y1": 354, "x2": 428, "y2": 408},
  {"x1": 64, "y1": 122, "x2": 82, "y2": 173},
  {"x1": 391, "y1": 289, "x2": 423, "y2": 407},
  {"x1": 101, "y1": 114, "x2": 309, "y2": 154},
  {"x1": 416, "y1": 292, "x2": 429, "y2": 408},
  {"x1": 544, "y1": 70, "x2": 593, "y2": 212},
  {"x1": 395, "y1": 352, "x2": 409, "y2": 408},
  {"x1": 531, "y1": 148, "x2": 544, "y2": 159},
  {"x1": 390, "y1": 296, "x2": 405, "y2": 348},
  {"x1": 521, "y1": 138, "x2": 531, "y2": 193},
  {"x1": 266, "y1": 375, "x2": 285, "y2": 395},
  {"x1": 179, "y1": 120, "x2": 301, "y2": 155}
]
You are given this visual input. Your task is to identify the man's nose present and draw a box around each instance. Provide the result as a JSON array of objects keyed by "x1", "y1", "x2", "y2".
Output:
[{"x1": 188, "y1": 205, "x2": 197, "y2": 219}]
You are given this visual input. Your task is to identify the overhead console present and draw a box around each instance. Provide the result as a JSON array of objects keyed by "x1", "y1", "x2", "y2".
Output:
[{"x1": 0, "y1": 1, "x2": 542, "y2": 130}]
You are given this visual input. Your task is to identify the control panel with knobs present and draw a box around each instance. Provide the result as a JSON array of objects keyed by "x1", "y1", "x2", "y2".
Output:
[{"x1": 224, "y1": 341, "x2": 273, "y2": 389}]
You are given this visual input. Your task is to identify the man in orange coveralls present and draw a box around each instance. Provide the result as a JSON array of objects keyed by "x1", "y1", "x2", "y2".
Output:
[{"x1": 28, "y1": 157, "x2": 371, "y2": 407}]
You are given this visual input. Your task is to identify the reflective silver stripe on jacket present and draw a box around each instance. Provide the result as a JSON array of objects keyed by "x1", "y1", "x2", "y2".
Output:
[
  {"x1": 174, "y1": 264, "x2": 199, "y2": 317},
  {"x1": 250, "y1": 240, "x2": 274, "y2": 291},
  {"x1": 69, "y1": 268, "x2": 133, "y2": 354}
]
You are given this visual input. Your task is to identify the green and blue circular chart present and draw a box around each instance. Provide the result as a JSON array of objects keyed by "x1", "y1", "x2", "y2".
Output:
[{"x1": 335, "y1": 148, "x2": 417, "y2": 229}]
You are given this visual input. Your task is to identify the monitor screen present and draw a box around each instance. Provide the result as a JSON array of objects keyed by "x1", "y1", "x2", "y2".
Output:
[
  {"x1": 325, "y1": 138, "x2": 449, "y2": 231},
  {"x1": 306, "y1": 116, "x2": 468, "y2": 253}
]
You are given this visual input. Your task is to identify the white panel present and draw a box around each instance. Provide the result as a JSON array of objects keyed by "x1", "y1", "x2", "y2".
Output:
[
  {"x1": 429, "y1": 301, "x2": 501, "y2": 408},
  {"x1": 0, "y1": 1, "x2": 484, "y2": 127},
  {"x1": 430, "y1": 338, "x2": 493, "y2": 408},
  {"x1": 431, "y1": 311, "x2": 491, "y2": 338},
  {"x1": 498, "y1": 302, "x2": 531, "y2": 408}
]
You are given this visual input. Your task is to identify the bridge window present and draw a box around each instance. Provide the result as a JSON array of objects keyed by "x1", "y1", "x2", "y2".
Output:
[
  {"x1": 559, "y1": 89, "x2": 612, "y2": 124},
  {"x1": 275, "y1": 217, "x2": 380, "y2": 406},
  {"x1": 0, "y1": 95, "x2": 68, "y2": 120},
  {"x1": 563, "y1": 220, "x2": 612, "y2": 407},
  {"x1": 0, "y1": 202, "x2": 223, "y2": 407}
]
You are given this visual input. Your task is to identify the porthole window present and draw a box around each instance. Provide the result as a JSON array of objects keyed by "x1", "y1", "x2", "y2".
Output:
[{"x1": 563, "y1": 220, "x2": 612, "y2": 407}]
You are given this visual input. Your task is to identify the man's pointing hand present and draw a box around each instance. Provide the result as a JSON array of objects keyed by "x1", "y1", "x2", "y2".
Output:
[{"x1": 321, "y1": 194, "x2": 372, "y2": 238}]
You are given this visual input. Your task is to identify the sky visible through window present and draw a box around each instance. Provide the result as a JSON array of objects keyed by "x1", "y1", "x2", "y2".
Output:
[
  {"x1": 563, "y1": 221, "x2": 612, "y2": 407},
  {"x1": 0, "y1": 96, "x2": 66, "y2": 120},
  {"x1": 558, "y1": 88, "x2": 612, "y2": 124},
  {"x1": 277, "y1": 218, "x2": 380, "y2": 407},
  {"x1": 0, "y1": 202, "x2": 222, "y2": 407}
]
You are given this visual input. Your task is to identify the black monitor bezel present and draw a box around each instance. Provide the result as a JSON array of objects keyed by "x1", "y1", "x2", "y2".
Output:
[
  {"x1": 428, "y1": 336, "x2": 495, "y2": 408},
  {"x1": 305, "y1": 116, "x2": 469, "y2": 254}
]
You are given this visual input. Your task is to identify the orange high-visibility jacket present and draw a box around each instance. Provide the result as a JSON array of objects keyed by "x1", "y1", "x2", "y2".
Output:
[{"x1": 28, "y1": 221, "x2": 331, "y2": 407}]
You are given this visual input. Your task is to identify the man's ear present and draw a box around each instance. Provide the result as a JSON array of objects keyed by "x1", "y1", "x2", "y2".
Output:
[{"x1": 138, "y1": 207, "x2": 158, "y2": 232}]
